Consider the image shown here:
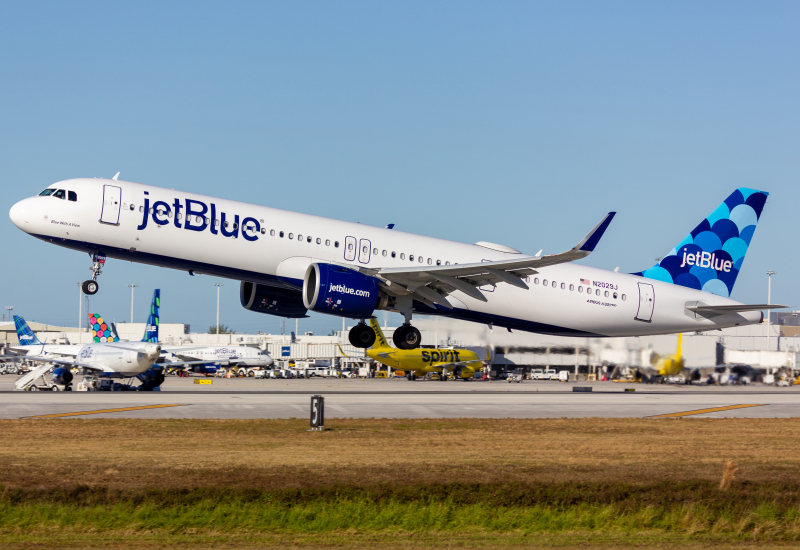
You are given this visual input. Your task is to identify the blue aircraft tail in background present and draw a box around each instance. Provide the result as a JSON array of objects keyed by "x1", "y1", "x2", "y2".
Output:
[
  {"x1": 633, "y1": 188, "x2": 768, "y2": 297},
  {"x1": 13, "y1": 315, "x2": 42, "y2": 345},
  {"x1": 142, "y1": 289, "x2": 160, "y2": 343}
]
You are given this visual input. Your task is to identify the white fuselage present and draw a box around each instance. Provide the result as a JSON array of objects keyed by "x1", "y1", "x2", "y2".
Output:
[
  {"x1": 9, "y1": 178, "x2": 762, "y2": 337},
  {"x1": 75, "y1": 341, "x2": 162, "y2": 378},
  {"x1": 162, "y1": 345, "x2": 273, "y2": 367}
]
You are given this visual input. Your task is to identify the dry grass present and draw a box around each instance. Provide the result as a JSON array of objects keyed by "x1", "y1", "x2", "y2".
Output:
[
  {"x1": 3, "y1": 418, "x2": 800, "y2": 548},
  {"x1": 0, "y1": 418, "x2": 799, "y2": 490}
]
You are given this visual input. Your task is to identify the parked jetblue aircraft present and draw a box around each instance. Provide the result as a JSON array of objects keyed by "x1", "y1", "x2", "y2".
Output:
[{"x1": 9, "y1": 178, "x2": 784, "y2": 349}]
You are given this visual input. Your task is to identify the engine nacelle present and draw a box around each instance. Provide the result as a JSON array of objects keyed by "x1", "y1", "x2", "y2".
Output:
[
  {"x1": 240, "y1": 282, "x2": 308, "y2": 318},
  {"x1": 303, "y1": 263, "x2": 387, "y2": 319},
  {"x1": 52, "y1": 367, "x2": 73, "y2": 386}
]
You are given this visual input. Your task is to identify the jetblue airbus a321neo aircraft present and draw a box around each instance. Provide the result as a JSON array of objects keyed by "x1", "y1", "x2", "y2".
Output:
[{"x1": 9, "y1": 177, "x2": 784, "y2": 349}]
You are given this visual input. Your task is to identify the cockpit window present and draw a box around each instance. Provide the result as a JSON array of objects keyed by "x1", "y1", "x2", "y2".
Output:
[
  {"x1": 39, "y1": 189, "x2": 56, "y2": 196},
  {"x1": 53, "y1": 189, "x2": 66, "y2": 199},
  {"x1": 68, "y1": 191, "x2": 77, "y2": 202}
]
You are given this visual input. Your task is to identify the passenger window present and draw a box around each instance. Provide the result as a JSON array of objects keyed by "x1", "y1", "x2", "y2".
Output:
[
  {"x1": 569, "y1": 284, "x2": 574, "y2": 291},
  {"x1": 307, "y1": 236, "x2": 312, "y2": 243},
  {"x1": 613, "y1": 292, "x2": 618, "y2": 299},
  {"x1": 428, "y1": 258, "x2": 432, "y2": 265},
  {"x1": 68, "y1": 191, "x2": 77, "y2": 202},
  {"x1": 280, "y1": 231, "x2": 284, "y2": 238},
  {"x1": 270, "y1": 230, "x2": 275, "y2": 236},
  {"x1": 436, "y1": 260, "x2": 441, "y2": 265},
  {"x1": 373, "y1": 248, "x2": 378, "y2": 255},
  {"x1": 348, "y1": 243, "x2": 354, "y2": 251},
  {"x1": 578, "y1": 286, "x2": 583, "y2": 293},
  {"x1": 400, "y1": 253, "x2": 405, "y2": 260},
  {"x1": 445, "y1": 261, "x2": 450, "y2": 265},
  {"x1": 54, "y1": 189, "x2": 66, "y2": 199},
  {"x1": 362, "y1": 245, "x2": 368, "y2": 253},
  {"x1": 552, "y1": 281, "x2": 557, "y2": 288},
  {"x1": 561, "y1": 283, "x2": 565, "y2": 290},
  {"x1": 409, "y1": 254, "x2": 414, "y2": 261},
  {"x1": 139, "y1": 206, "x2": 144, "y2": 213},
  {"x1": 214, "y1": 219, "x2": 220, "y2": 227},
  {"x1": 39, "y1": 189, "x2": 56, "y2": 196},
  {"x1": 316, "y1": 238, "x2": 321, "y2": 244},
  {"x1": 261, "y1": 228, "x2": 266, "y2": 234},
  {"x1": 543, "y1": 280, "x2": 548, "y2": 286},
  {"x1": 325, "y1": 239, "x2": 330, "y2": 246},
  {"x1": 335, "y1": 241, "x2": 339, "y2": 247},
  {"x1": 622, "y1": 294, "x2": 626, "y2": 301},
  {"x1": 298, "y1": 234, "x2": 302, "y2": 241},
  {"x1": 129, "y1": 204, "x2": 134, "y2": 211},
  {"x1": 391, "y1": 251, "x2": 396, "y2": 258},
  {"x1": 288, "y1": 233, "x2": 293, "y2": 239},
  {"x1": 596, "y1": 289, "x2": 601, "y2": 296},
  {"x1": 178, "y1": 213, "x2": 183, "y2": 221},
  {"x1": 382, "y1": 250, "x2": 387, "y2": 257},
  {"x1": 534, "y1": 278, "x2": 539, "y2": 284},
  {"x1": 167, "y1": 211, "x2": 173, "y2": 218},
  {"x1": 604, "y1": 291, "x2": 609, "y2": 297}
]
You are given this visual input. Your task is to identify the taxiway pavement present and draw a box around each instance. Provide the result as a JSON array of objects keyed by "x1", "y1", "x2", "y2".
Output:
[{"x1": 1, "y1": 377, "x2": 798, "y2": 419}]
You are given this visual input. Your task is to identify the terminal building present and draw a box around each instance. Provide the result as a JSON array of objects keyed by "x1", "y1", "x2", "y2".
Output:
[{"x1": 2, "y1": 314, "x2": 799, "y2": 379}]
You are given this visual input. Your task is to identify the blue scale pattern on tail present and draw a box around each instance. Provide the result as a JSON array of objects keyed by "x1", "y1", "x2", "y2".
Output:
[{"x1": 632, "y1": 188, "x2": 768, "y2": 297}]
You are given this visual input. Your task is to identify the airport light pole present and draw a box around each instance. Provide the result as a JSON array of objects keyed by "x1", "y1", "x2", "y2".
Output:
[
  {"x1": 214, "y1": 283, "x2": 223, "y2": 336},
  {"x1": 5, "y1": 306, "x2": 12, "y2": 324},
  {"x1": 767, "y1": 270, "x2": 776, "y2": 351},
  {"x1": 127, "y1": 284, "x2": 139, "y2": 323},
  {"x1": 77, "y1": 283, "x2": 82, "y2": 329}
]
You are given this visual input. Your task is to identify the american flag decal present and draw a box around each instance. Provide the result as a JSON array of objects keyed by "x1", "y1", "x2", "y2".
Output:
[{"x1": 580, "y1": 278, "x2": 590, "y2": 285}]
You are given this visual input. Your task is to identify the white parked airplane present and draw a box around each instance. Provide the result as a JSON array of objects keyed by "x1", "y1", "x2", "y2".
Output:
[{"x1": 9, "y1": 178, "x2": 785, "y2": 349}]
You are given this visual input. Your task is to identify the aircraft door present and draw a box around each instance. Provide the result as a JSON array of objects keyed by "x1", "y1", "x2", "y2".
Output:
[
  {"x1": 100, "y1": 185, "x2": 122, "y2": 225},
  {"x1": 358, "y1": 239, "x2": 371, "y2": 264},
  {"x1": 635, "y1": 282, "x2": 655, "y2": 322},
  {"x1": 344, "y1": 236, "x2": 357, "y2": 261}
]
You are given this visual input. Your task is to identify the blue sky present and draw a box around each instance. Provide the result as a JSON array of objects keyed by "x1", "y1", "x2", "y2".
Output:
[{"x1": 1, "y1": 1, "x2": 798, "y2": 334}]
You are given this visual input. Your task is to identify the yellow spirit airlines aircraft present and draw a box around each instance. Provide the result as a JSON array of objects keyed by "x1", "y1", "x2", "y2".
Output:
[
  {"x1": 365, "y1": 318, "x2": 487, "y2": 380},
  {"x1": 633, "y1": 333, "x2": 685, "y2": 382}
]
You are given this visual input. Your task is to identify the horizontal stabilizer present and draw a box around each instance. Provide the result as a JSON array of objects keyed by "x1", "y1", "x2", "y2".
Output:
[{"x1": 687, "y1": 303, "x2": 788, "y2": 317}]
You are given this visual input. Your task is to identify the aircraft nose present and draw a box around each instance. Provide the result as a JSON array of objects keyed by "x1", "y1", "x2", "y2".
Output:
[{"x1": 9, "y1": 198, "x2": 33, "y2": 230}]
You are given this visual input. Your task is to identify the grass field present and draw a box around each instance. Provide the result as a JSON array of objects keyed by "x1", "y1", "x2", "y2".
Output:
[{"x1": 2, "y1": 418, "x2": 800, "y2": 548}]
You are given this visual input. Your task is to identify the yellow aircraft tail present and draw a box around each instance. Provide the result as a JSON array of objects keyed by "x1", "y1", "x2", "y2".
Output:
[
  {"x1": 369, "y1": 317, "x2": 391, "y2": 349},
  {"x1": 676, "y1": 333, "x2": 682, "y2": 360}
]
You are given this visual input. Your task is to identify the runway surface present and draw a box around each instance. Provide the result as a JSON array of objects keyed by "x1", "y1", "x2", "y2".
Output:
[
  {"x1": 2, "y1": 376, "x2": 799, "y2": 419},
  {"x1": 0, "y1": 376, "x2": 800, "y2": 419}
]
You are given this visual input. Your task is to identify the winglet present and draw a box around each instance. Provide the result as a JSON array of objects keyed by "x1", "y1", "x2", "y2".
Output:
[
  {"x1": 576, "y1": 212, "x2": 616, "y2": 252},
  {"x1": 112, "y1": 172, "x2": 120, "y2": 180},
  {"x1": 336, "y1": 344, "x2": 350, "y2": 358}
]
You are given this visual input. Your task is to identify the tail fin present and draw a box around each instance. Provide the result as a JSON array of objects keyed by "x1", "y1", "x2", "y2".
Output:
[
  {"x1": 88, "y1": 313, "x2": 119, "y2": 343},
  {"x1": 142, "y1": 289, "x2": 160, "y2": 343},
  {"x1": 633, "y1": 188, "x2": 768, "y2": 297},
  {"x1": 369, "y1": 317, "x2": 391, "y2": 349},
  {"x1": 13, "y1": 315, "x2": 42, "y2": 345}
]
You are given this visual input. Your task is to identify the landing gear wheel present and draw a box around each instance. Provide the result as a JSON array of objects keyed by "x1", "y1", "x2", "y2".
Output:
[
  {"x1": 348, "y1": 324, "x2": 376, "y2": 348},
  {"x1": 82, "y1": 280, "x2": 99, "y2": 295},
  {"x1": 393, "y1": 325, "x2": 421, "y2": 350}
]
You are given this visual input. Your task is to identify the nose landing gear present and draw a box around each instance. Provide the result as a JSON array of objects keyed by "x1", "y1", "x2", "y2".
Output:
[{"x1": 81, "y1": 254, "x2": 106, "y2": 295}]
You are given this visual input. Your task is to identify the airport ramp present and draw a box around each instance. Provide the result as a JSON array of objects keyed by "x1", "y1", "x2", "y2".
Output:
[{"x1": 14, "y1": 364, "x2": 53, "y2": 391}]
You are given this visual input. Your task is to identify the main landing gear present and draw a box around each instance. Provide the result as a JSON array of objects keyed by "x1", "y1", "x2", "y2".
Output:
[
  {"x1": 348, "y1": 322, "x2": 376, "y2": 348},
  {"x1": 393, "y1": 324, "x2": 421, "y2": 350},
  {"x1": 81, "y1": 253, "x2": 106, "y2": 295}
]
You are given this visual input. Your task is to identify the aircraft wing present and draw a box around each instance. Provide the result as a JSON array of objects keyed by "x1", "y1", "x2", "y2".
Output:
[
  {"x1": 1, "y1": 355, "x2": 102, "y2": 371},
  {"x1": 372, "y1": 212, "x2": 615, "y2": 308}
]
